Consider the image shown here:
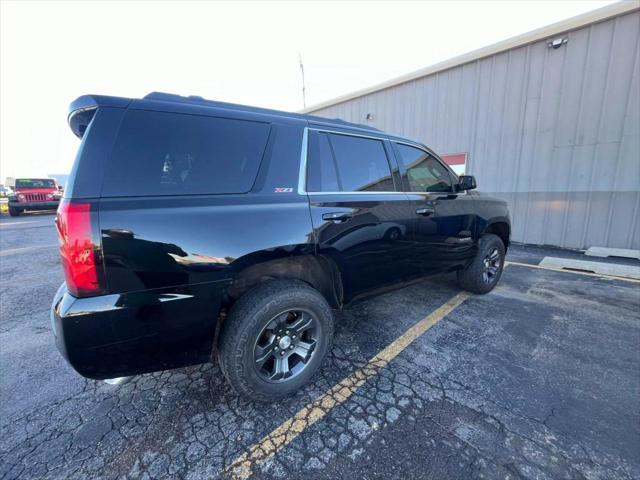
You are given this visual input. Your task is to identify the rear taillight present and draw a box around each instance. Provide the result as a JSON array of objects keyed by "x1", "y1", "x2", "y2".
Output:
[{"x1": 55, "y1": 201, "x2": 102, "y2": 297}]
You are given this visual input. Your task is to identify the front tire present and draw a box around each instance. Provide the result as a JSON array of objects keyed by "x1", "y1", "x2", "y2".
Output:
[
  {"x1": 457, "y1": 234, "x2": 505, "y2": 294},
  {"x1": 218, "y1": 279, "x2": 334, "y2": 402},
  {"x1": 8, "y1": 206, "x2": 21, "y2": 217},
  {"x1": 384, "y1": 227, "x2": 401, "y2": 241}
]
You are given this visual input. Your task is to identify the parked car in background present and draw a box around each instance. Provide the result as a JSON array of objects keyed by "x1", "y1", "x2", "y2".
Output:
[
  {"x1": 0, "y1": 185, "x2": 13, "y2": 197},
  {"x1": 51, "y1": 93, "x2": 510, "y2": 401},
  {"x1": 8, "y1": 178, "x2": 61, "y2": 216}
]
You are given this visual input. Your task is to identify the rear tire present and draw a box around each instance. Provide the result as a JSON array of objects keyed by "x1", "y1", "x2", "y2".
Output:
[
  {"x1": 8, "y1": 206, "x2": 21, "y2": 217},
  {"x1": 457, "y1": 233, "x2": 505, "y2": 294},
  {"x1": 218, "y1": 279, "x2": 334, "y2": 402}
]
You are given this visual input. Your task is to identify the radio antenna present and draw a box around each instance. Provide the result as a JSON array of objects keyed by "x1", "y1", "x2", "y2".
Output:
[{"x1": 298, "y1": 52, "x2": 306, "y2": 109}]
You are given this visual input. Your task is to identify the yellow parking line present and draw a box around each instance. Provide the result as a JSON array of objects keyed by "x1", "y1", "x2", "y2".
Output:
[
  {"x1": 505, "y1": 260, "x2": 640, "y2": 284},
  {"x1": 225, "y1": 290, "x2": 472, "y2": 480}
]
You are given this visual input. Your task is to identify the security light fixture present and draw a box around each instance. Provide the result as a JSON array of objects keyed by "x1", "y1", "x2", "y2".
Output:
[{"x1": 547, "y1": 37, "x2": 568, "y2": 49}]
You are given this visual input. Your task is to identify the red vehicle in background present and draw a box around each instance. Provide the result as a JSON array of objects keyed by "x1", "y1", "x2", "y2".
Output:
[{"x1": 8, "y1": 178, "x2": 62, "y2": 216}]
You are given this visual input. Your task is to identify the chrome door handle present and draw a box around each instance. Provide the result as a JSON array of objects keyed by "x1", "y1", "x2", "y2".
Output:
[
  {"x1": 322, "y1": 212, "x2": 353, "y2": 223},
  {"x1": 415, "y1": 207, "x2": 435, "y2": 216}
]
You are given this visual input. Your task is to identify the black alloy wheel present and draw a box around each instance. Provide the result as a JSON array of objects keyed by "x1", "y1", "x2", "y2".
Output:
[
  {"x1": 218, "y1": 279, "x2": 334, "y2": 401},
  {"x1": 456, "y1": 233, "x2": 505, "y2": 294},
  {"x1": 482, "y1": 247, "x2": 501, "y2": 284},
  {"x1": 253, "y1": 309, "x2": 318, "y2": 382}
]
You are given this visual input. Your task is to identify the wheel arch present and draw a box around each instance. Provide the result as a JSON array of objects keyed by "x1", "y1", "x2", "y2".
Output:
[
  {"x1": 483, "y1": 219, "x2": 511, "y2": 250},
  {"x1": 225, "y1": 253, "x2": 343, "y2": 310},
  {"x1": 210, "y1": 250, "x2": 343, "y2": 359}
]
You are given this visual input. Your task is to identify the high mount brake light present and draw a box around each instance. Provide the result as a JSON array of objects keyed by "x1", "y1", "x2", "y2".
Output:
[{"x1": 55, "y1": 201, "x2": 101, "y2": 297}]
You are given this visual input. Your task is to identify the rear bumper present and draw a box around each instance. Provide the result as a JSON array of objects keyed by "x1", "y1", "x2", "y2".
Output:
[
  {"x1": 9, "y1": 200, "x2": 59, "y2": 210},
  {"x1": 51, "y1": 281, "x2": 227, "y2": 379}
]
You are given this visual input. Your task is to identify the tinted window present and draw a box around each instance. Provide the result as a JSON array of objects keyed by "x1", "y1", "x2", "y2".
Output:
[
  {"x1": 306, "y1": 132, "x2": 340, "y2": 192},
  {"x1": 330, "y1": 134, "x2": 393, "y2": 192},
  {"x1": 307, "y1": 132, "x2": 393, "y2": 192},
  {"x1": 396, "y1": 144, "x2": 453, "y2": 193},
  {"x1": 103, "y1": 110, "x2": 270, "y2": 197}
]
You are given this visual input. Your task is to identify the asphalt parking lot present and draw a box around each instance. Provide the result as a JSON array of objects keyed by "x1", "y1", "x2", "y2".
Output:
[{"x1": 1, "y1": 213, "x2": 639, "y2": 480}]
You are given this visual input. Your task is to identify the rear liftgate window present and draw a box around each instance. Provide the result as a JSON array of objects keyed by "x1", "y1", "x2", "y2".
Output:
[{"x1": 102, "y1": 110, "x2": 270, "y2": 196}]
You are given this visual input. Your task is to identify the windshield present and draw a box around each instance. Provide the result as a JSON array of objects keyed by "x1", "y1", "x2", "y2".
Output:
[{"x1": 15, "y1": 179, "x2": 56, "y2": 189}]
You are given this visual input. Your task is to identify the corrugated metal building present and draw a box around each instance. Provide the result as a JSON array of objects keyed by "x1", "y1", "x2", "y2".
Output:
[{"x1": 303, "y1": 3, "x2": 640, "y2": 250}]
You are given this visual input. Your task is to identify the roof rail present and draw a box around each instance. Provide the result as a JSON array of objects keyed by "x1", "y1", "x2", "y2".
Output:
[{"x1": 143, "y1": 92, "x2": 381, "y2": 132}]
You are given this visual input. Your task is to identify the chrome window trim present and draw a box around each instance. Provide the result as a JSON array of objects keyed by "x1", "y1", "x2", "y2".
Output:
[
  {"x1": 297, "y1": 127, "x2": 309, "y2": 195},
  {"x1": 405, "y1": 191, "x2": 468, "y2": 197},
  {"x1": 298, "y1": 126, "x2": 465, "y2": 196},
  {"x1": 307, "y1": 191, "x2": 405, "y2": 195},
  {"x1": 312, "y1": 127, "x2": 392, "y2": 143},
  {"x1": 392, "y1": 139, "x2": 429, "y2": 151}
]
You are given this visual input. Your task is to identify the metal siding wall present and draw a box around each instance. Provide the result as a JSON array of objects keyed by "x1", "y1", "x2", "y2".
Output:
[{"x1": 309, "y1": 11, "x2": 640, "y2": 250}]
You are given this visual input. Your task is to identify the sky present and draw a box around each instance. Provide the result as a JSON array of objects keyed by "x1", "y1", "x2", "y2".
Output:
[{"x1": 0, "y1": 0, "x2": 619, "y2": 180}]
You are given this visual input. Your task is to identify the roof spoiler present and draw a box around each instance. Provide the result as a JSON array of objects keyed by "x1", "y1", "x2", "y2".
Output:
[{"x1": 68, "y1": 95, "x2": 131, "y2": 138}]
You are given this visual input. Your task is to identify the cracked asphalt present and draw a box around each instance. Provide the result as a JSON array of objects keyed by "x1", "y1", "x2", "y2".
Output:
[{"x1": 1, "y1": 213, "x2": 639, "y2": 480}]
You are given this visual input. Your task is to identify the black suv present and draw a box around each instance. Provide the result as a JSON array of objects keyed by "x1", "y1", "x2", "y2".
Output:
[{"x1": 51, "y1": 92, "x2": 510, "y2": 401}]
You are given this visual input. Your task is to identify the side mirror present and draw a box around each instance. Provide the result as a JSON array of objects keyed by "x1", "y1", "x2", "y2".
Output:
[{"x1": 458, "y1": 175, "x2": 476, "y2": 191}]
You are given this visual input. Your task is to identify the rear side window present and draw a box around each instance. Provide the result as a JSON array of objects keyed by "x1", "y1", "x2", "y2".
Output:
[
  {"x1": 306, "y1": 132, "x2": 339, "y2": 192},
  {"x1": 102, "y1": 110, "x2": 270, "y2": 197},
  {"x1": 306, "y1": 131, "x2": 394, "y2": 192},
  {"x1": 395, "y1": 144, "x2": 453, "y2": 193}
]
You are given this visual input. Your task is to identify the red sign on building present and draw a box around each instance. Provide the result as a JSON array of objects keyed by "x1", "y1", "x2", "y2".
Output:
[{"x1": 440, "y1": 153, "x2": 467, "y2": 174}]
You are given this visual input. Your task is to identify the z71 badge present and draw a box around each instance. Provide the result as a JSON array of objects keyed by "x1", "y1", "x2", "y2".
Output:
[{"x1": 274, "y1": 187, "x2": 293, "y2": 193}]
